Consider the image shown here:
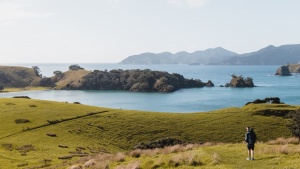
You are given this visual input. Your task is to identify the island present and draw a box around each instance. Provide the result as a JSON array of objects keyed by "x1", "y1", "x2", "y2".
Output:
[{"x1": 0, "y1": 65, "x2": 214, "y2": 93}]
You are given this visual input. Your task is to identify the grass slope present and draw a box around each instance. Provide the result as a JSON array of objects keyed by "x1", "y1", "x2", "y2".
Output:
[
  {"x1": 0, "y1": 98, "x2": 298, "y2": 168},
  {"x1": 69, "y1": 139, "x2": 300, "y2": 169}
]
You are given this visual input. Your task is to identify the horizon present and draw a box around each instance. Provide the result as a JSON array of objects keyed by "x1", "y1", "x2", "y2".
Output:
[{"x1": 1, "y1": 0, "x2": 300, "y2": 63}]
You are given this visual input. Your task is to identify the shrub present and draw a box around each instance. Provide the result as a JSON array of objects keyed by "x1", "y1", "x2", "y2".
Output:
[
  {"x1": 287, "y1": 109, "x2": 300, "y2": 138},
  {"x1": 1, "y1": 143, "x2": 14, "y2": 151},
  {"x1": 15, "y1": 119, "x2": 30, "y2": 124}
]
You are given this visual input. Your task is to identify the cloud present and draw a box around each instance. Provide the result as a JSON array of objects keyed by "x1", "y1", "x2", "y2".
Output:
[
  {"x1": 0, "y1": 1, "x2": 54, "y2": 23},
  {"x1": 168, "y1": 0, "x2": 208, "y2": 8}
]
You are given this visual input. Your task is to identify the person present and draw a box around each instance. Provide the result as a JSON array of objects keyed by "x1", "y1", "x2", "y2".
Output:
[{"x1": 245, "y1": 127, "x2": 257, "y2": 160}]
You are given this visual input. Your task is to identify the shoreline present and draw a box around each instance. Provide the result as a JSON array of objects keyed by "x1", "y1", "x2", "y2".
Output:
[{"x1": 0, "y1": 87, "x2": 52, "y2": 93}]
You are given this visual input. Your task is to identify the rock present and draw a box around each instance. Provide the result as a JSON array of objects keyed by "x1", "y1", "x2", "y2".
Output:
[
  {"x1": 275, "y1": 65, "x2": 291, "y2": 76},
  {"x1": 227, "y1": 75, "x2": 254, "y2": 87},
  {"x1": 204, "y1": 80, "x2": 214, "y2": 87}
]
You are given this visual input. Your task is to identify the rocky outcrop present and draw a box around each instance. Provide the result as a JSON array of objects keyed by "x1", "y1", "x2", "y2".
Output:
[
  {"x1": 275, "y1": 65, "x2": 291, "y2": 76},
  {"x1": 224, "y1": 75, "x2": 254, "y2": 87},
  {"x1": 60, "y1": 69, "x2": 210, "y2": 93},
  {"x1": 204, "y1": 80, "x2": 214, "y2": 87}
]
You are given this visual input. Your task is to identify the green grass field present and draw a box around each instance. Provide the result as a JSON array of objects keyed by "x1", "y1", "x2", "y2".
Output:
[{"x1": 0, "y1": 98, "x2": 299, "y2": 168}]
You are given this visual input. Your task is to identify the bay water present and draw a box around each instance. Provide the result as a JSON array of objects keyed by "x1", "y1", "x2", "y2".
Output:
[{"x1": 1, "y1": 63, "x2": 299, "y2": 113}]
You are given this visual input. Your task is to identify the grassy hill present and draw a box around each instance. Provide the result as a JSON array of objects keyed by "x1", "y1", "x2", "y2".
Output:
[
  {"x1": 0, "y1": 98, "x2": 298, "y2": 168},
  {"x1": 0, "y1": 66, "x2": 41, "y2": 88}
]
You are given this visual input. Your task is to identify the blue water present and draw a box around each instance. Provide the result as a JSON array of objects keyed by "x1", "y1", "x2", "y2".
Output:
[{"x1": 1, "y1": 63, "x2": 300, "y2": 113}]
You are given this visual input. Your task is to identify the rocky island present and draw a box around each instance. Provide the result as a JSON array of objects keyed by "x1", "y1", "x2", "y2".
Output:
[
  {"x1": 0, "y1": 65, "x2": 214, "y2": 93},
  {"x1": 221, "y1": 74, "x2": 255, "y2": 87},
  {"x1": 275, "y1": 64, "x2": 300, "y2": 76}
]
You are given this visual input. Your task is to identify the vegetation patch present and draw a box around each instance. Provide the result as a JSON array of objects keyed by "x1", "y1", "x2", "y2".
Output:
[
  {"x1": 12, "y1": 96, "x2": 31, "y2": 99},
  {"x1": 15, "y1": 119, "x2": 30, "y2": 124}
]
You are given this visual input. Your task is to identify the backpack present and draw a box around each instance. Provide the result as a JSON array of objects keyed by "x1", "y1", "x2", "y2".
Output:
[
  {"x1": 247, "y1": 129, "x2": 257, "y2": 144},
  {"x1": 247, "y1": 132, "x2": 253, "y2": 144}
]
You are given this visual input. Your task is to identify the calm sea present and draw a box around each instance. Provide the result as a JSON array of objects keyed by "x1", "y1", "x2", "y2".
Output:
[{"x1": 1, "y1": 63, "x2": 300, "y2": 113}]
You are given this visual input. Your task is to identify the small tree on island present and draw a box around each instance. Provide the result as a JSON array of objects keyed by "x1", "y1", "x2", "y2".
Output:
[
  {"x1": 32, "y1": 66, "x2": 42, "y2": 78},
  {"x1": 69, "y1": 64, "x2": 84, "y2": 70},
  {"x1": 53, "y1": 70, "x2": 63, "y2": 77}
]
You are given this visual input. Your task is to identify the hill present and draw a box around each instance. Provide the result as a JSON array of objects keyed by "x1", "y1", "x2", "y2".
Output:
[
  {"x1": 120, "y1": 44, "x2": 300, "y2": 65},
  {"x1": 119, "y1": 47, "x2": 237, "y2": 65},
  {"x1": 0, "y1": 98, "x2": 298, "y2": 168},
  {"x1": 0, "y1": 66, "x2": 41, "y2": 88},
  {"x1": 218, "y1": 44, "x2": 300, "y2": 65}
]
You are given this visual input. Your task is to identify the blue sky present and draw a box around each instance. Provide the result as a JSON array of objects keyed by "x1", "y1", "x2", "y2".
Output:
[{"x1": 0, "y1": 0, "x2": 299, "y2": 63}]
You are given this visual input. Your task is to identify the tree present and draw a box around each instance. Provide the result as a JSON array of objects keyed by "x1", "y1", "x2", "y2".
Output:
[
  {"x1": 32, "y1": 66, "x2": 42, "y2": 78},
  {"x1": 53, "y1": 70, "x2": 63, "y2": 77},
  {"x1": 0, "y1": 86, "x2": 4, "y2": 91},
  {"x1": 69, "y1": 64, "x2": 84, "y2": 70}
]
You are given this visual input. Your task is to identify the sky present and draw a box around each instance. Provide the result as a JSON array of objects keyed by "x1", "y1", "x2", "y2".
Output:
[{"x1": 0, "y1": 0, "x2": 300, "y2": 63}]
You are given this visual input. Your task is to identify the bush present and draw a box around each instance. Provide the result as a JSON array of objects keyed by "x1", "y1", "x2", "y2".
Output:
[
  {"x1": 69, "y1": 64, "x2": 84, "y2": 70},
  {"x1": 15, "y1": 119, "x2": 30, "y2": 124},
  {"x1": 287, "y1": 109, "x2": 300, "y2": 138}
]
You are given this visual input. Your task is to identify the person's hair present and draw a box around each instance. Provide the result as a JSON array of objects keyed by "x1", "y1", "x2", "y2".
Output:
[{"x1": 246, "y1": 126, "x2": 251, "y2": 131}]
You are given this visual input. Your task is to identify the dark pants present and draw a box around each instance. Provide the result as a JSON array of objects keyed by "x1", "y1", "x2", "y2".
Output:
[{"x1": 247, "y1": 143, "x2": 255, "y2": 150}]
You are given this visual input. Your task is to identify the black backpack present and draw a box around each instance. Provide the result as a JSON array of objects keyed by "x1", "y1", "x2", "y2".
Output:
[{"x1": 248, "y1": 129, "x2": 257, "y2": 144}]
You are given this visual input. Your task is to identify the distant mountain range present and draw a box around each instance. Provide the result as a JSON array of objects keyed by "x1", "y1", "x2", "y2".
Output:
[{"x1": 119, "y1": 44, "x2": 300, "y2": 65}]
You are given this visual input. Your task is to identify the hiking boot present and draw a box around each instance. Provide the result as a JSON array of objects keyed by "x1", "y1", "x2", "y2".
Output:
[{"x1": 252, "y1": 158, "x2": 254, "y2": 161}]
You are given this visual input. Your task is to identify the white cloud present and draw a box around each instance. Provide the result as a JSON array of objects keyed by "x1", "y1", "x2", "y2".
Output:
[
  {"x1": 0, "y1": 1, "x2": 54, "y2": 22},
  {"x1": 168, "y1": 0, "x2": 208, "y2": 8}
]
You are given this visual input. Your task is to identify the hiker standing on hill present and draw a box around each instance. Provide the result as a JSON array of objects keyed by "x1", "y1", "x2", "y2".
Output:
[{"x1": 245, "y1": 127, "x2": 257, "y2": 160}]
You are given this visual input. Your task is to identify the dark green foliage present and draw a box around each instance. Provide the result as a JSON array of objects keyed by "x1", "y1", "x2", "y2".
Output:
[
  {"x1": 32, "y1": 66, "x2": 42, "y2": 78},
  {"x1": 79, "y1": 69, "x2": 204, "y2": 92},
  {"x1": 69, "y1": 64, "x2": 84, "y2": 70},
  {"x1": 287, "y1": 109, "x2": 300, "y2": 138}
]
